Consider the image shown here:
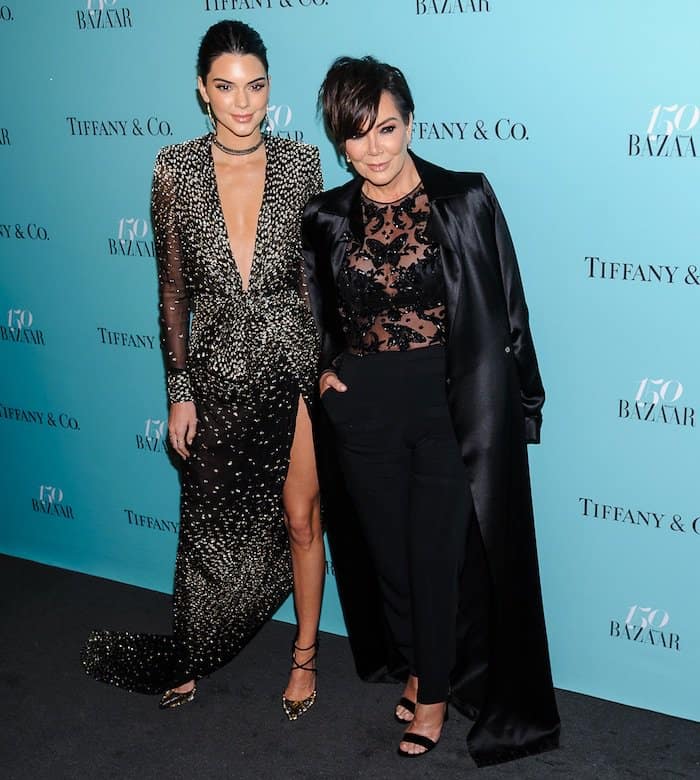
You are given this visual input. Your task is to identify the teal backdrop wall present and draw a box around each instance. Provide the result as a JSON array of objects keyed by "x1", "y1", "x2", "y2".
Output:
[{"x1": 1, "y1": 0, "x2": 698, "y2": 722}]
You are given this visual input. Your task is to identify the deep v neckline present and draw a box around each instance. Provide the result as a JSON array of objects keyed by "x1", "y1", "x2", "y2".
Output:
[{"x1": 209, "y1": 136, "x2": 269, "y2": 294}]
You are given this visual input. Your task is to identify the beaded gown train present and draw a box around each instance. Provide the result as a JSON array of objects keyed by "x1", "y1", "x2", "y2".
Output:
[{"x1": 81, "y1": 135, "x2": 322, "y2": 694}]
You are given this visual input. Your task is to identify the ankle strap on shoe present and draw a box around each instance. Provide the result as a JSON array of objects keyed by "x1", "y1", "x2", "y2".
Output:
[
  {"x1": 293, "y1": 637, "x2": 319, "y2": 653},
  {"x1": 291, "y1": 638, "x2": 318, "y2": 672}
]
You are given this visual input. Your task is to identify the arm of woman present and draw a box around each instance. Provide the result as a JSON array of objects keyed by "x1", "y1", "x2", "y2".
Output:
[
  {"x1": 152, "y1": 150, "x2": 197, "y2": 458},
  {"x1": 297, "y1": 146, "x2": 323, "y2": 308},
  {"x1": 483, "y1": 175, "x2": 544, "y2": 443}
]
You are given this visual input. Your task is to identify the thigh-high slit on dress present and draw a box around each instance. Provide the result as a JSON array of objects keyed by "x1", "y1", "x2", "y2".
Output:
[{"x1": 81, "y1": 135, "x2": 322, "y2": 694}]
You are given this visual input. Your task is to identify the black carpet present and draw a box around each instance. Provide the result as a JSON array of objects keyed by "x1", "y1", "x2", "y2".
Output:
[{"x1": 1, "y1": 553, "x2": 698, "y2": 779}]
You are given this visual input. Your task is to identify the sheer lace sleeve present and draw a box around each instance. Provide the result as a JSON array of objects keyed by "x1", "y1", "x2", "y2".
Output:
[
  {"x1": 151, "y1": 150, "x2": 193, "y2": 404},
  {"x1": 298, "y1": 146, "x2": 323, "y2": 308}
]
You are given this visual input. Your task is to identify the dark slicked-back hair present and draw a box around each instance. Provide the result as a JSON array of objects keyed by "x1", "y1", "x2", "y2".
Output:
[
  {"x1": 319, "y1": 56, "x2": 414, "y2": 152},
  {"x1": 197, "y1": 20, "x2": 268, "y2": 81}
]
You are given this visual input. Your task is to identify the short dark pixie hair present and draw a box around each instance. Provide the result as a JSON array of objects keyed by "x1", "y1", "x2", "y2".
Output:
[
  {"x1": 319, "y1": 56, "x2": 415, "y2": 151},
  {"x1": 197, "y1": 20, "x2": 269, "y2": 81}
]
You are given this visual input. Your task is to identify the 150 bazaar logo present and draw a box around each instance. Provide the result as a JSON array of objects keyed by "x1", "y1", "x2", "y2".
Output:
[
  {"x1": 618, "y1": 378, "x2": 695, "y2": 428},
  {"x1": 76, "y1": 0, "x2": 133, "y2": 30},
  {"x1": 416, "y1": 0, "x2": 490, "y2": 14},
  {"x1": 628, "y1": 103, "x2": 699, "y2": 158},
  {"x1": 32, "y1": 486, "x2": 75, "y2": 519},
  {"x1": 109, "y1": 218, "x2": 155, "y2": 259},
  {"x1": 136, "y1": 418, "x2": 169, "y2": 454},
  {"x1": 610, "y1": 605, "x2": 679, "y2": 651},
  {"x1": 1, "y1": 309, "x2": 45, "y2": 346},
  {"x1": 267, "y1": 104, "x2": 304, "y2": 141}
]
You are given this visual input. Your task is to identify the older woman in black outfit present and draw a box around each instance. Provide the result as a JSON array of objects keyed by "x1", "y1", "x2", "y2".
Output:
[{"x1": 303, "y1": 57, "x2": 560, "y2": 763}]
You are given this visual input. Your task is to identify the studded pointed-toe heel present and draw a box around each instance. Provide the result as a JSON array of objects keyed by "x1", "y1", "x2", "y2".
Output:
[
  {"x1": 158, "y1": 682, "x2": 197, "y2": 710},
  {"x1": 282, "y1": 638, "x2": 318, "y2": 721}
]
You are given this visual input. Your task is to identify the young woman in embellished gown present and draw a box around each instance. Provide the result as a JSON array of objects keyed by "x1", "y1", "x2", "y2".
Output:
[{"x1": 82, "y1": 21, "x2": 324, "y2": 720}]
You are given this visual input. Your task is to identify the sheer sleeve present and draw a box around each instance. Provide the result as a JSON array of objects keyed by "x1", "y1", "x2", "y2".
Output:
[
  {"x1": 298, "y1": 146, "x2": 323, "y2": 308},
  {"x1": 151, "y1": 151, "x2": 193, "y2": 404}
]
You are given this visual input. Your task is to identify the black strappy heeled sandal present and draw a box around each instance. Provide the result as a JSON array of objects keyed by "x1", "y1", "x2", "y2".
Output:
[
  {"x1": 394, "y1": 696, "x2": 416, "y2": 724},
  {"x1": 282, "y1": 638, "x2": 318, "y2": 721},
  {"x1": 397, "y1": 705, "x2": 449, "y2": 757}
]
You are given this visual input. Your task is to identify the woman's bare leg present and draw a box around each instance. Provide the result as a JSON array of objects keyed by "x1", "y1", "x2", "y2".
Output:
[{"x1": 282, "y1": 396, "x2": 324, "y2": 701}]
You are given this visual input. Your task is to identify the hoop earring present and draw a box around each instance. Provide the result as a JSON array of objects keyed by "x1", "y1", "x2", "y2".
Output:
[{"x1": 206, "y1": 103, "x2": 216, "y2": 131}]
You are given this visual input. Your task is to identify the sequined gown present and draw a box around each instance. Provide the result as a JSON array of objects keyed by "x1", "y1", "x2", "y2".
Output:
[{"x1": 82, "y1": 135, "x2": 322, "y2": 694}]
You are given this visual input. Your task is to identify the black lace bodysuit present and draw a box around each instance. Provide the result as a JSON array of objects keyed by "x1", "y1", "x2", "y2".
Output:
[{"x1": 337, "y1": 184, "x2": 446, "y2": 354}]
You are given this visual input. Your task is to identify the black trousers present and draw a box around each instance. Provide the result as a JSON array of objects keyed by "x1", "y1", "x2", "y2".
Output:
[{"x1": 323, "y1": 346, "x2": 471, "y2": 703}]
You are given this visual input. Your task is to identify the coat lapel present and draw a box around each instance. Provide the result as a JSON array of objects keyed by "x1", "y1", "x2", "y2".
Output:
[
  {"x1": 315, "y1": 175, "x2": 363, "y2": 281},
  {"x1": 425, "y1": 200, "x2": 463, "y2": 340},
  {"x1": 412, "y1": 153, "x2": 466, "y2": 341}
]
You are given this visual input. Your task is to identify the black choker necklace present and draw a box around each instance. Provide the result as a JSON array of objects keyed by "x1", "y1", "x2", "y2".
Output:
[{"x1": 211, "y1": 134, "x2": 265, "y2": 156}]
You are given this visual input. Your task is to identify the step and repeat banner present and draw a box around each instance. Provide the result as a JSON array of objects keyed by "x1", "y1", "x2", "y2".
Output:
[{"x1": 1, "y1": 1, "x2": 697, "y2": 721}]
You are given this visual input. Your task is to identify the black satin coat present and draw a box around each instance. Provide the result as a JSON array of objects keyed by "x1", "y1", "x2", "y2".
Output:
[{"x1": 302, "y1": 152, "x2": 560, "y2": 767}]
